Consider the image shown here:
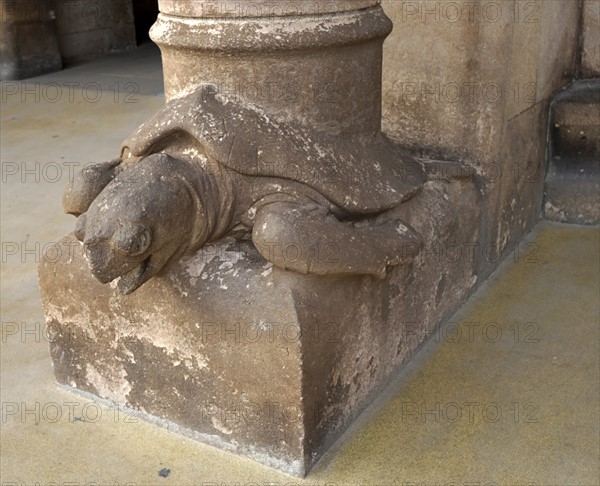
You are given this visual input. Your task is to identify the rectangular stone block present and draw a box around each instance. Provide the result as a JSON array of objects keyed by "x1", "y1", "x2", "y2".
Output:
[
  {"x1": 39, "y1": 176, "x2": 481, "y2": 476},
  {"x1": 381, "y1": 0, "x2": 513, "y2": 165},
  {"x1": 480, "y1": 100, "x2": 549, "y2": 277}
]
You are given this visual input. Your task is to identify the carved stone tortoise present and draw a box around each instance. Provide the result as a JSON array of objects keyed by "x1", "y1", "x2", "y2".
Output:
[{"x1": 64, "y1": 88, "x2": 430, "y2": 294}]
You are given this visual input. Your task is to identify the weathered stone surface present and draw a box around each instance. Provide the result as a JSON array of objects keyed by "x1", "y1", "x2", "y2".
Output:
[
  {"x1": 66, "y1": 88, "x2": 425, "y2": 294},
  {"x1": 159, "y1": 0, "x2": 380, "y2": 17},
  {"x1": 381, "y1": 0, "x2": 513, "y2": 164},
  {"x1": 0, "y1": 0, "x2": 62, "y2": 80},
  {"x1": 39, "y1": 0, "x2": 581, "y2": 477},
  {"x1": 39, "y1": 175, "x2": 481, "y2": 476},
  {"x1": 42, "y1": 1, "x2": 477, "y2": 476},
  {"x1": 41, "y1": 235, "x2": 307, "y2": 475},
  {"x1": 381, "y1": 0, "x2": 579, "y2": 167},
  {"x1": 380, "y1": 0, "x2": 579, "y2": 276},
  {"x1": 535, "y1": 1, "x2": 580, "y2": 103},
  {"x1": 300, "y1": 175, "x2": 482, "y2": 466},
  {"x1": 581, "y1": 0, "x2": 600, "y2": 79},
  {"x1": 62, "y1": 3, "x2": 428, "y2": 296},
  {"x1": 151, "y1": 5, "x2": 391, "y2": 136},
  {"x1": 480, "y1": 100, "x2": 549, "y2": 277}
]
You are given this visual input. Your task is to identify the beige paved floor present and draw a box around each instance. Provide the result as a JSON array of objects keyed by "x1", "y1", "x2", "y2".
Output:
[{"x1": 1, "y1": 47, "x2": 599, "y2": 486}]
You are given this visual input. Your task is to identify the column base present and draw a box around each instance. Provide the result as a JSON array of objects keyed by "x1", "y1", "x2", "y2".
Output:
[{"x1": 39, "y1": 177, "x2": 481, "y2": 476}]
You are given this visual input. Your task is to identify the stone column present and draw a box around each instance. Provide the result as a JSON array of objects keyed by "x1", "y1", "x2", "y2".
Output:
[
  {"x1": 0, "y1": 0, "x2": 62, "y2": 80},
  {"x1": 151, "y1": 0, "x2": 387, "y2": 137}
]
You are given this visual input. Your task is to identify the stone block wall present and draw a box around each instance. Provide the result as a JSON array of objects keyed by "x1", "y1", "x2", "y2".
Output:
[{"x1": 381, "y1": 0, "x2": 581, "y2": 275}]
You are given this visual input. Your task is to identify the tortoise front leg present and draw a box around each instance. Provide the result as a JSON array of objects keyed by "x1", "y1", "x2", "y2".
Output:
[
  {"x1": 63, "y1": 158, "x2": 122, "y2": 216},
  {"x1": 252, "y1": 202, "x2": 422, "y2": 277}
]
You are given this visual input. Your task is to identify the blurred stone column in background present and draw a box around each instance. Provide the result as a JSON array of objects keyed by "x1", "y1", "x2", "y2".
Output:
[
  {"x1": 54, "y1": 0, "x2": 136, "y2": 63},
  {"x1": 0, "y1": 0, "x2": 62, "y2": 80}
]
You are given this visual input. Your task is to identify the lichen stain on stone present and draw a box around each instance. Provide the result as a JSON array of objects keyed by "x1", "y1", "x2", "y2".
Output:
[
  {"x1": 211, "y1": 416, "x2": 233, "y2": 435},
  {"x1": 260, "y1": 263, "x2": 273, "y2": 277},
  {"x1": 182, "y1": 237, "x2": 244, "y2": 280},
  {"x1": 85, "y1": 363, "x2": 131, "y2": 404},
  {"x1": 46, "y1": 302, "x2": 98, "y2": 342},
  {"x1": 108, "y1": 311, "x2": 208, "y2": 368}
]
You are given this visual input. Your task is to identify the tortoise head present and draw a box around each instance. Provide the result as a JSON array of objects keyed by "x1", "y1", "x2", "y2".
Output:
[
  {"x1": 76, "y1": 216, "x2": 156, "y2": 294},
  {"x1": 75, "y1": 153, "x2": 199, "y2": 294}
]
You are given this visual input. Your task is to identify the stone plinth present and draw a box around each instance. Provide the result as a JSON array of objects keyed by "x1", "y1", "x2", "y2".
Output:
[
  {"x1": 39, "y1": 0, "x2": 486, "y2": 477},
  {"x1": 39, "y1": 177, "x2": 481, "y2": 476}
]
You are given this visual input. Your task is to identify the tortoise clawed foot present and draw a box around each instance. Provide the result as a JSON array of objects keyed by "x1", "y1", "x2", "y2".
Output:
[{"x1": 355, "y1": 219, "x2": 423, "y2": 267}]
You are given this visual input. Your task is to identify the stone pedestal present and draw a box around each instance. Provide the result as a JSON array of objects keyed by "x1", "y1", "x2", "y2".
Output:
[
  {"x1": 39, "y1": 0, "x2": 486, "y2": 476},
  {"x1": 40, "y1": 178, "x2": 481, "y2": 476},
  {"x1": 0, "y1": 0, "x2": 62, "y2": 80}
]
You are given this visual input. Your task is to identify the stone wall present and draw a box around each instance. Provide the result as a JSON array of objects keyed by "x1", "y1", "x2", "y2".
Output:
[
  {"x1": 581, "y1": 0, "x2": 600, "y2": 78},
  {"x1": 55, "y1": 0, "x2": 136, "y2": 63},
  {"x1": 381, "y1": 0, "x2": 581, "y2": 275}
]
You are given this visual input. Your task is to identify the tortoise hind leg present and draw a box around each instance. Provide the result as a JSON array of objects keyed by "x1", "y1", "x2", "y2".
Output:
[{"x1": 252, "y1": 202, "x2": 422, "y2": 277}]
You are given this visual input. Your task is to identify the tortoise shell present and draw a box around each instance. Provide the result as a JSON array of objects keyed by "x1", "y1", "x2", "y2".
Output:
[{"x1": 121, "y1": 88, "x2": 424, "y2": 215}]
